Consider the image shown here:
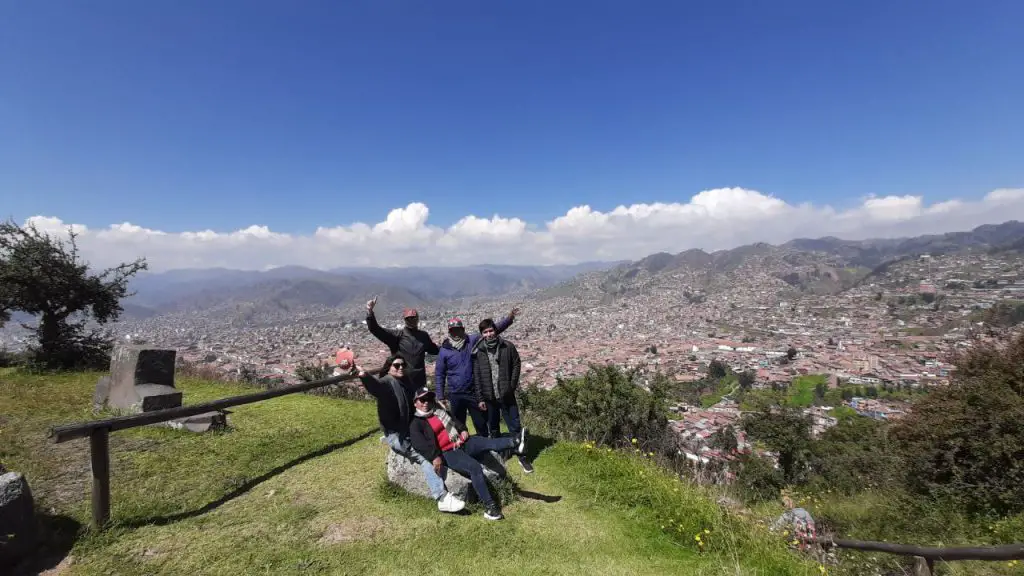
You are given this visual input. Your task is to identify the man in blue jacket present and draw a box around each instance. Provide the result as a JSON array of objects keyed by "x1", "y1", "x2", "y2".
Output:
[{"x1": 435, "y1": 307, "x2": 519, "y2": 436}]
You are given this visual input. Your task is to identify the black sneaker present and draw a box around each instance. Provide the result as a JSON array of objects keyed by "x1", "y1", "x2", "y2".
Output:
[
  {"x1": 516, "y1": 427, "x2": 528, "y2": 455},
  {"x1": 484, "y1": 505, "x2": 504, "y2": 520},
  {"x1": 518, "y1": 455, "x2": 535, "y2": 474}
]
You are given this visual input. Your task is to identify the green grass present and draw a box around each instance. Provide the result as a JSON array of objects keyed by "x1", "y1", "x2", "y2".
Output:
[
  {"x1": 788, "y1": 375, "x2": 825, "y2": 408},
  {"x1": 2, "y1": 369, "x2": 818, "y2": 575},
  {"x1": 779, "y1": 488, "x2": 1024, "y2": 576}
]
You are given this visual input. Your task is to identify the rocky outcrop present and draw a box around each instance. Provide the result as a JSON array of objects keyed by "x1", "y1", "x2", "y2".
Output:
[
  {"x1": 0, "y1": 472, "x2": 37, "y2": 566},
  {"x1": 385, "y1": 449, "x2": 507, "y2": 502}
]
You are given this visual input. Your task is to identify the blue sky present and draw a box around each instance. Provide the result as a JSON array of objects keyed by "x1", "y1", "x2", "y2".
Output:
[{"x1": 2, "y1": 0, "x2": 1024, "y2": 269}]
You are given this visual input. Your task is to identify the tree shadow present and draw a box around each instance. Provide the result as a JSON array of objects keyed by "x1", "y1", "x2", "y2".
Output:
[
  {"x1": 11, "y1": 511, "x2": 82, "y2": 576},
  {"x1": 120, "y1": 427, "x2": 377, "y2": 529}
]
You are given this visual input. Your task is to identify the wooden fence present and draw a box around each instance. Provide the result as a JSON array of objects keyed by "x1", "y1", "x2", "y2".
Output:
[
  {"x1": 47, "y1": 372, "x2": 1024, "y2": 576},
  {"x1": 809, "y1": 536, "x2": 1024, "y2": 575},
  {"x1": 48, "y1": 372, "x2": 360, "y2": 529}
]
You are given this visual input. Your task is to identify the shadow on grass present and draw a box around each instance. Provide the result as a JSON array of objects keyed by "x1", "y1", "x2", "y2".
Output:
[
  {"x1": 11, "y1": 511, "x2": 82, "y2": 576},
  {"x1": 120, "y1": 427, "x2": 378, "y2": 529},
  {"x1": 522, "y1": 431, "x2": 557, "y2": 461}
]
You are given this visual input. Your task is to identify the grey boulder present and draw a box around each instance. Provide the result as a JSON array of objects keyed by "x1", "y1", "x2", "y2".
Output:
[
  {"x1": 385, "y1": 448, "x2": 507, "y2": 503},
  {"x1": 0, "y1": 472, "x2": 37, "y2": 566}
]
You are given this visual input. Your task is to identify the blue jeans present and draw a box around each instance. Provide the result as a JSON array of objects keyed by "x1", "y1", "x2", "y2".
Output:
[
  {"x1": 384, "y1": 431, "x2": 447, "y2": 501},
  {"x1": 441, "y1": 435, "x2": 516, "y2": 507},
  {"x1": 486, "y1": 397, "x2": 522, "y2": 439},
  {"x1": 448, "y1": 392, "x2": 489, "y2": 437}
]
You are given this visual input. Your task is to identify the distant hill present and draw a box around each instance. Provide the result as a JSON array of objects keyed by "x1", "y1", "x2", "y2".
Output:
[
  {"x1": 123, "y1": 262, "x2": 617, "y2": 316},
  {"x1": 548, "y1": 220, "x2": 1024, "y2": 301}
]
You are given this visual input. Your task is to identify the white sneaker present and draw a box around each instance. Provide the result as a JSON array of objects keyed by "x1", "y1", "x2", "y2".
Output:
[{"x1": 437, "y1": 492, "x2": 466, "y2": 513}]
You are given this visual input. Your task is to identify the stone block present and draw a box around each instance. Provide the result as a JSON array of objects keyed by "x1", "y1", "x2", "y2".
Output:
[
  {"x1": 386, "y1": 448, "x2": 507, "y2": 503},
  {"x1": 97, "y1": 346, "x2": 182, "y2": 413},
  {"x1": 0, "y1": 472, "x2": 37, "y2": 566},
  {"x1": 167, "y1": 411, "x2": 228, "y2": 433}
]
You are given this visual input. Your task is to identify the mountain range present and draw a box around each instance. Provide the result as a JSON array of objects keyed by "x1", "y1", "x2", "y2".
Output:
[
  {"x1": 118, "y1": 221, "x2": 1024, "y2": 319},
  {"x1": 548, "y1": 220, "x2": 1024, "y2": 301},
  {"x1": 122, "y1": 262, "x2": 614, "y2": 318}
]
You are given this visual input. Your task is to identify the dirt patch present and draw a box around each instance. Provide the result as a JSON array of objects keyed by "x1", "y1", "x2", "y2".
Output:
[{"x1": 317, "y1": 517, "x2": 387, "y2": 545}]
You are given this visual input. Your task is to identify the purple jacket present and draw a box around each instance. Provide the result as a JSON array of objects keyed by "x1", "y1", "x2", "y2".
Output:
[{"x1": 435, "y1": 315, "x2": 513, "y2": 399}]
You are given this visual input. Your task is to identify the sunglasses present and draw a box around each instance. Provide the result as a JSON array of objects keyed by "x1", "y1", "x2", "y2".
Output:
[{"x1": 392, "y1": 362, "x2": 406, "y2": 369}]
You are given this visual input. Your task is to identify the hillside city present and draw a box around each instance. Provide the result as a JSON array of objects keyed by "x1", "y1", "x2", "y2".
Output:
[{"x1": 6, "y1": 242, "x2": 1014, "y2": 475}]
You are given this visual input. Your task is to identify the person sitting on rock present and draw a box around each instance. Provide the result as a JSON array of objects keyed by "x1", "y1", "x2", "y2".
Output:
[
  {"x1": 354, "y1": 357, "x2": 465, "y2": 514},
  {"x1": 409, "y1": 387, "x2": 526, "y2": 521}
]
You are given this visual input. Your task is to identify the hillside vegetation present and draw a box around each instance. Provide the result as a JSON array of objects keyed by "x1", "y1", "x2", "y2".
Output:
[{"x1": 1, "y1": 370, "x2": 816, "y2": 576}]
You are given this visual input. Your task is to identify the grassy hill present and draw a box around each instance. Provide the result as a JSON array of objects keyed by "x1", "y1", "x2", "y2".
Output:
[{"x1": 1, "y1": 370, "x2": 818, "y2": 575}]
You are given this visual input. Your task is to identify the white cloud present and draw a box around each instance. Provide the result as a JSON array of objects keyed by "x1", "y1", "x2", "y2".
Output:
[{"x1": 19, "y1": 187, "x2": 1024, "y2": 271}]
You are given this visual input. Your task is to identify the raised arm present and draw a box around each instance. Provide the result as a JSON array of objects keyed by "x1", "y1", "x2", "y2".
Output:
[
  {"x1": 357, "y1": 368, "x2": 385, "y2": 398},
  {"x1": 365, "y1": 299, "x2": 400, "y2": 351},
  {"x1": 493, "y1": 307, "x2": 520, "y2": 334}
]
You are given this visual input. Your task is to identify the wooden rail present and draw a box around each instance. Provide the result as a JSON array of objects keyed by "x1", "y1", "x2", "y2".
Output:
[
  {"x1": 48, "y1": 372, "x2": 360, "y2": 529},
  {"x1": 811, "y1": 536, "x2": 1024, "y2": 575}
]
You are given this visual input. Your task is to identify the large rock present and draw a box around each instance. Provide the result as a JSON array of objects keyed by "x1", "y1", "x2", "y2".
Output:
[
  {"x1": 386, "y1": 449, "x2": 507, "y2": 503},
  {"x1": 95, "y1": 346, "x2": 181, "y2": 413},
  {"x1": 0, "y1": 472, "x2": 37, "y2": 566}
]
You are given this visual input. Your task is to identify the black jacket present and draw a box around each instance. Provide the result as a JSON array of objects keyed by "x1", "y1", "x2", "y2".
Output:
[
  {"x1": 366, "y1": 312, "x2": 440, "y2": 389},
  {"x1": 471, "y1": 337, "x2": 522, "y2": 403},
  {"x1": 360, "y1": 373, "x2": 417, "y2": 434},
  {"x1": 409, "y1": 408, "x2": 469, "y2": 462}
]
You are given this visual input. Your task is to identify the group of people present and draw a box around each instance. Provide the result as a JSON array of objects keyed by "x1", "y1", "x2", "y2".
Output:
[{"x1": 351, "y1": 297, "x2": 530, "y2": 520}]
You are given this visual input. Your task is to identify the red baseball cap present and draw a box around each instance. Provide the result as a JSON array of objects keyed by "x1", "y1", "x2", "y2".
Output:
[
  {"x1": 403, "y1": 308, "x2": 419, "y2": 318},
  {"x1": 447, "y1": 317, "x2": 464, "y2": 329}
]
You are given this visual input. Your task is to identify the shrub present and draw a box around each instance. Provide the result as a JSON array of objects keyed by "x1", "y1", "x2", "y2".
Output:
[
  {"x1": 519, "y1": 364, "x2": 670, "y2": 450},
  {"x1": 736, "y1": 454, "x2": 784, "y2": 503},
  {"x1": 893, "y1": 332, "x2": 1024, "y2": 516},
  {"x1": 295, "y1": 361, "x2": 333, "y2": 383},
  {"x1": 809, "y1": 416, "x2": 902, "y2": 495},
  {"x1": 741, "y1": 408, "x2": 812, "y2": 484}
]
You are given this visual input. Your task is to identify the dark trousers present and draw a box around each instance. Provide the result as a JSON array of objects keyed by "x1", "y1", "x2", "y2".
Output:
[
  {"x1": 441, "y1": 435, "x2": 516, "y2": 507},
  {"x1": 448, "y1": 392, "x2": 489, "y2": 437},
  {"x1": 487, "y1": 396, "x2": 522, "y2": 439}
]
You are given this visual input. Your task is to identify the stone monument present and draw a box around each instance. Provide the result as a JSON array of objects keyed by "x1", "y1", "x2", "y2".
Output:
[{"x1": 93, "y1": 346, "x2": 227, "y2": 432}]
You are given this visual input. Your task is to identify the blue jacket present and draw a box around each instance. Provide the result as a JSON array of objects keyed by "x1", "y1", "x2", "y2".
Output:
[{"x1": 435, "y1": 315, "x2": 513, "y2": 399}]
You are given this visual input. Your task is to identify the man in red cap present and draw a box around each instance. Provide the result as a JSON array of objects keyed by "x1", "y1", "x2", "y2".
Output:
[
  {"x1": 365, "y1": 296, "x2": 439, "y2": 390},
  {"x1": 435, "y1": 307, "x2": 519, "y2": 436}
]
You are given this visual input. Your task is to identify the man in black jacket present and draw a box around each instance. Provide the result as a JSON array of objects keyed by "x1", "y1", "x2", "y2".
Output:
[
  {"x1": 409, "y1": 388, "x2": 526, "y2": 520},
  {"x1": 365, "y1": 296, "x2": 439, "y2": 390},
  {"x1": 355, "y1": 357, "x2": 465, "y2": 514},
  {"x1": 472, "y1": 318, "x2": 534, "y2": 473}
]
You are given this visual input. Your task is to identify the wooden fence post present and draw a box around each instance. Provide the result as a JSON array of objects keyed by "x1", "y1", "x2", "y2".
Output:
[{"x1": 90, "y1": 427, "x2": 111, "y2": 529}]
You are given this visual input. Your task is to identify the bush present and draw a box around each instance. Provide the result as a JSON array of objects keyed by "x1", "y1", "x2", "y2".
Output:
[
  {"x1": 741, "y1": 408, "x2": 812, "y2": 484},
  {"x1": 519, "y1": 364, "x2": 670, "y2": 450},
  {"x1": 295, "y1": 361, "x2": 333, "y2": 383},
  {"x1": 893, "y1": 332, "x2": 1024, "y2": 516},
  {"x1": 809, "y1": 416, "x2": 902, "y2": 495},
  {"x1": 736, "y1": 454, "x2": 784, "y2": 503},
  {"x1": 0, "y1": 347, "x2": 27, "y2": 368}
]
